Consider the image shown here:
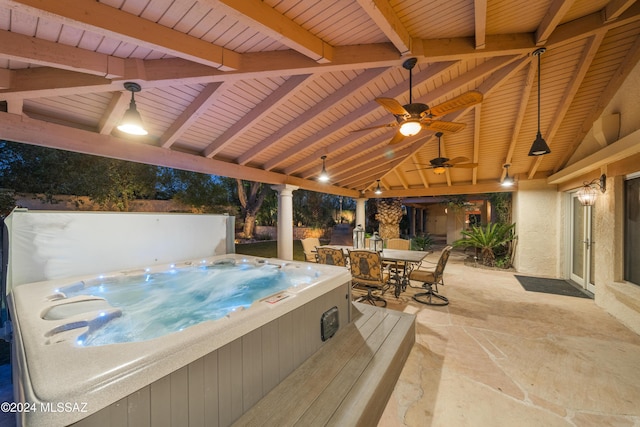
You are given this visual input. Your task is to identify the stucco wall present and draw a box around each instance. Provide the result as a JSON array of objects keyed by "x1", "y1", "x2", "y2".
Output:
[{"x1": 512, "y1": 179, "x2": 560, "y2": 276}]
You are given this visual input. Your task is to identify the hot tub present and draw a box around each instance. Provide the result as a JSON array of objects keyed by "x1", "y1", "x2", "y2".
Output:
[{"x1": 9, "y1": 254, "x2": 352, "y2": 426}]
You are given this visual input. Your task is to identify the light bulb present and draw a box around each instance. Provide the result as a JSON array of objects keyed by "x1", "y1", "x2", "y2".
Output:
[{"x1": 399, "y1": 120, "x2": 421, "y2": 136}]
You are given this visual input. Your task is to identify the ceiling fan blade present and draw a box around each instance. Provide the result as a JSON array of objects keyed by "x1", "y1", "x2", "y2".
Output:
[
  {"x1": 351, "y1": 122, "x2": 397, "y2": 132},
  {"x1": 451, "y1": 162, "x2": 479, "y2": 168},
  {"x1": 406, "y1": 166, "x2": 433, "y2": 172},
  {"x1": 447, "y1": 156, "x2": 470, "y2": 165},
  {"x1": 425, "y1": 120, "x2": 466, "y2": 133},
  {"x1": 376, "y1": 97, "x2": 409, "y2": 116},
  {"x1": 388, "y1": 130, "x2": 405, "y2": 145},
  {"x1": 426, "y1": 90, "x2": 483, "y2": 117}
]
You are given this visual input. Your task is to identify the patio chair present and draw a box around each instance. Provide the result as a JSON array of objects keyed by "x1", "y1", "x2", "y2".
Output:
[
  {"x1": 316, "y1": 247, "x2": 347, "y2": 267},
  {"x1": 409, "y1": 245, "x2": 452, "y2": 306},
  {"x1": 348, "y1": 249, "x2": 389, "y2": 307},
  {"x1": 300, "y1": 237, "x2": 320, "y2": 262},
  {"x1": 385, "y1": 238, "x2": 410, "y2": 250}
]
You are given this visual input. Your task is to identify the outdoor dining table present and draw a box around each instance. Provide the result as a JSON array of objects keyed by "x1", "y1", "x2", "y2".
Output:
[{"x1": 319, "y1": 245, "x2": 431, "y2": 297}]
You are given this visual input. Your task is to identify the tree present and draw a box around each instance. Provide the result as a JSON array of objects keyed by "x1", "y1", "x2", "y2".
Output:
[
  {"x1": 236, "y1": 180, "x2": 271, "y2": 239},
  {"x1": 376, "y1": 198, "x2": 404, "y2": 239}
]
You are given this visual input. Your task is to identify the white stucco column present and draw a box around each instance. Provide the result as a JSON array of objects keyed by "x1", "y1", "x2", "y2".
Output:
[
  {"x1": 271, "y1": 184, "x2": 298, "y2": 260},
  {"x1": 355, "y1": 198, "x2": 367, "y2": 229}
]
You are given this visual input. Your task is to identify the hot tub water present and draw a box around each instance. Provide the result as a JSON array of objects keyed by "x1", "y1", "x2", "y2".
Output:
[{"x1": 57, "y1": 258, "x2": 321, "y2": 346}]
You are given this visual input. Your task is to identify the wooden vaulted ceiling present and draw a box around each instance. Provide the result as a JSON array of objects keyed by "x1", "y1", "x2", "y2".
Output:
[{"x1": 1, "y1": 0, "x2": 639, "y2": 199}]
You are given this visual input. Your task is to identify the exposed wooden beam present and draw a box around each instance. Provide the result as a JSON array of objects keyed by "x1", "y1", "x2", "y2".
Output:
[
  {"x1": 474, "y1": 0, "x2": 488, "y2": 49},
  {"x1": 0, "y1": 111, "x2": 359, "y2": 198},
  {"x1": 604, "y1": 0, "x2": 637, "y2": 22},
  {"x1": 548, "y1": 127, "x2": 640, "y2": 184},
  {"x1": 535, "y1": 0, "x2": 576, "y2": 45},
  {"x1": 98, "y1": 92, "x2": 128, "y2": 135},
  {"x1": 0, "y1": 68, "x2": 11, "y2": 89},
  {"x1": 260, "y1": 68, "x2": 390, "y2": 169},
  {"x1": 0, "y1": 29, "x2": 125, "y2": 78},
  {"x1": 212, "y1": 0, "x2": 334, "y2": 63},
  {"x1": 420, "y1": 33, "x2": 535, "y2": 61},
  {"x1": 546, "y1": 1, "x2": 640, "y2": 49},
  {"x1": 161, "y1": 83, "x2": 226, "y2": 149},
  {"x1": 355, "y1": 0, "x2": 412, "y2": 55},
  {"x1": 4, "y1": 0, "x2": 241, "y2": 70},
  {"x1": 362, "y1": 181, "x2": 513, "y2": 198},
  {"x1": 202, "y1": 75, "x2": 312, "y2": 158}
]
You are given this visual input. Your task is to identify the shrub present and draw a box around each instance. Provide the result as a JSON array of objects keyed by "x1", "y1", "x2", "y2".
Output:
[
  {"x1": 411, "y1": 234, "x2": 433, "y2": 251},
  {"x1": 454, "y1": 223, "x2": 516, "y2": 267}
]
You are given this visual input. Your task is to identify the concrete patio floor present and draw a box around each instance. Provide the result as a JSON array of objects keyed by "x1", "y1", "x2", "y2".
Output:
[{"x1": 378, "y1": 249, "x2": 640, "y2": 427}]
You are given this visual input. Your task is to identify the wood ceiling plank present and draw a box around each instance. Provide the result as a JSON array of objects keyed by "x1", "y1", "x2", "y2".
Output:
[
  {"x1": 355, "y1": 0, "x2": 412, "y2": 55},
  {"x1": 202, "y1": 74, "x2": 312, "y2": 157},
  {"x1": 212, "y1": 0, "x2": 334, "y2": 63},
  {"x1": 535, "y1": 0, "x2": 576, "y2": 45},
  {"x1": 604, "y1": 0, "x2": 637, "y2": 22},
  {"x1": 4, "y1": 0, "x2": 241, "y2": 70},
  {"x1": 555, "y1": 30, "x2": 640, "y2": 171},
  {"x1": 160, "y1": 82, "x2": 226, "y2": 149}
]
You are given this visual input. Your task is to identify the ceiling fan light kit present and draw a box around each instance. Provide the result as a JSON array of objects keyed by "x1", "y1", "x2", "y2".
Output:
[
  {"x1": 405, "y1": 132, "x2": 478, "y2": 174},
  {"x1": 353, "y1": 58, "x2": 483, "y2": 145}
]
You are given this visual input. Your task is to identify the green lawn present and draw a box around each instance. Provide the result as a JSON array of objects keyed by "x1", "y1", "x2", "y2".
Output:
[{"x1": 235, "y1": 240, "x2": 306, "y2": 261}]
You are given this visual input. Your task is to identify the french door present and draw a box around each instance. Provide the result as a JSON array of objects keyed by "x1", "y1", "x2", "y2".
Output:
[{"x1": 570, "y1": 195, "x2": 595, "y2": 292}]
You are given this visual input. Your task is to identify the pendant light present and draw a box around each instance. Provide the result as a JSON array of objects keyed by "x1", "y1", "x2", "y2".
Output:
[
  {"x1": 502, "y1": 164, "x2": 514, "y2": 187},
  {"x1": 374, "y1": 179, "x2": 383, "y2": 195},
  {"x1": 528, "y1": 48, "x2": 551, "y2": 156},
  {"x1": 117, "y1": 82, "x2": 148, "y2": 136},
  {"x1": 318, "y1": 155, "x2": 330, "y2": 182}
]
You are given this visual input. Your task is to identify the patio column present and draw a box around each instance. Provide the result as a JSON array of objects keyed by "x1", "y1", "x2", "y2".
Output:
[
  {"x1": 271, "y1": 184, "x2": 299, "y2": 260},
  {"x1": 355, "y1": 198, "x2": 367, "y2": 229}
]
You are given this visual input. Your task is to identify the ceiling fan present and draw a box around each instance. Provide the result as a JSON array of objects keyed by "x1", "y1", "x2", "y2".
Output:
[
  {"x1": 354, "y1": 57, "x2": 483, "y2": 145},
  {"x1": 406, "y1": 132, "x2": 478, "y2": 174}
]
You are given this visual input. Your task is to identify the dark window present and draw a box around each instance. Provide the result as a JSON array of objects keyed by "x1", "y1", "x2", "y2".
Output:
[{"x1": 625, "y1": 176, "x2": 640, "y2": 285}]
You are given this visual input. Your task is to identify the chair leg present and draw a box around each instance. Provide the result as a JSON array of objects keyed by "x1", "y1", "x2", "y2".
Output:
[
  {"x1": 412, "y1": 284, "x2": 448, "y2": 306},
  {"x1": 356, "y1": 288, "x2": 387, "y2": 308}
]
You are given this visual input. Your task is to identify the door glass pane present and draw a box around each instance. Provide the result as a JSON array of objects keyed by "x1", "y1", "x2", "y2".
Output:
[
  {"x1": 572, "y1": 197, "x2": 585, "y2": 278},
  {"x1": 625, "y1": 177, "x2": 640, "y2": 285}
]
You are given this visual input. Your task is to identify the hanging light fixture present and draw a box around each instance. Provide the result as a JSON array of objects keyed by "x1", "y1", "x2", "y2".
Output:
[
  {"x1": 502, "y1": 164, "x2": 514, "y2": 187},
  {"x1": 318, "y1": 155, "x2": 330, "y2": 182},
  {"x1": 374, "y1": 179, "x2": 383, "y2": 194},
  {"x1": 528, "y1": 48, "x2": 551, "y2": 156},
  {"x1": 577, "y1": 174, "x2": 606, "y2": 206},
  {"x1": 117, "y1": 82, "x2": 148, "y2": 136}
]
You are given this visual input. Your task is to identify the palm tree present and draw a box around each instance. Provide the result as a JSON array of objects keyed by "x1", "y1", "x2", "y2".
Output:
[{"x1": 453, "y1": 222, "x2": 516, "y2": 267}]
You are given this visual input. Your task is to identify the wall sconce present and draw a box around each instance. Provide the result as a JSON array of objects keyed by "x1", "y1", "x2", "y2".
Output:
[
  {"x1": 501, "y1": 164, "x2": 514, "y2": 187},
  {"x1": 318, "y1": 155, "x2": 330, "y2": 182},
  {"x1": 577, "y1": 174, "x2": 606, "y2": 206},
  {"x1": 117, "y1": 82, "x2": 148, "y2": 135},
  {"x1": 374, "y1": 179, "x2": 383, "y2": 194}
]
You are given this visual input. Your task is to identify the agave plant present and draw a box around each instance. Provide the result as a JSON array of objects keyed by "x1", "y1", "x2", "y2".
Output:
[{"x1": 453, "y1": 222, "x2": 516, "y2": 267}]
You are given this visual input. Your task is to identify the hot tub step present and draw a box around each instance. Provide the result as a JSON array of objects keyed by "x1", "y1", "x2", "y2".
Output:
[{"x1": 232, "y1": 302, "x2": 416, "y2": 426}]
